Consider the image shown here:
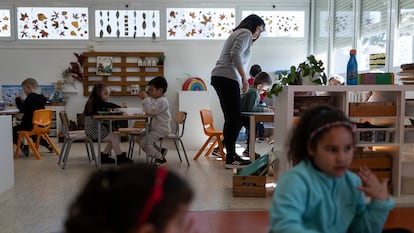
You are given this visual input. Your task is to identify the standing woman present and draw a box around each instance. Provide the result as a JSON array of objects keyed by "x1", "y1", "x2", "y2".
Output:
[{"x1": 211, "y1": 14, "x2": 265, "y2": 168}]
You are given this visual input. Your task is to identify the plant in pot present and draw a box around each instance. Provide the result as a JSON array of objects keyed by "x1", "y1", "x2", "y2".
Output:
[
  {"x1": 157, "y1": 53, "x2": 166, "y2": 65},
  {"x1": 267, "y1": 55, "x2": 327, "y2": 97}
]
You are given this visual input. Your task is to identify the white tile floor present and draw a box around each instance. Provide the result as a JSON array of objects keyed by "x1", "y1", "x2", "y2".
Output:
[
  {"x1": 0, "y1": 139, "x2": 275, "y2": 233},
  {"x1": 1, "y1": 138, "x2": 414, "y2": 233}
]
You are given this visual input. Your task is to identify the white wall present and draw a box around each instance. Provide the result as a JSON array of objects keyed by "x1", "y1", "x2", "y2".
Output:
[{"x1": 0, "y1": 0, "x2": 309, "y2": 142}]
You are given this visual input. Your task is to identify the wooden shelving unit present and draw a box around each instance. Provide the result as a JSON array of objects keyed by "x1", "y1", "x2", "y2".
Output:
[{"x1": 82, "y1": 52, "x2": 164, "y2": 96}]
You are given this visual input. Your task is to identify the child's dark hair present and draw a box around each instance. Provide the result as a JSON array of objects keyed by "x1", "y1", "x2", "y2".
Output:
[
  {"x1": 148, "y1": 76, "x2": 168, "y2": 93},
  {"x1": 288, "y1": 105, "x2": 354, "y2": 165},
  {"x1": 253, "y1": 72, "x2": 272, "y2": 87},
  {"x1": 234, "y1": 14, "x2": 265, "y2": 40},
  {"x1": 64, "y1": 163, "x2": 193, "y2": 233},
  {"x1": 249, "y1": 64, "x2": 262, "y2": 77},
  {"x1": 83, "y1": 82, "x2": 108, "y2": 115}
]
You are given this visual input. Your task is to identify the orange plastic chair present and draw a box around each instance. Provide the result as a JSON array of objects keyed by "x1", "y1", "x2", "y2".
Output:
[
  {"x1": 193, "y1": 109, "x2": 225, "y2": 160},
  {"x1": 14, "y1": 109, "x2": 60, "y2": 159}
]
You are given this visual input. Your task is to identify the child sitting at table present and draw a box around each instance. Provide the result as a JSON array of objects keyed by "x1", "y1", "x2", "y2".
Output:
[
  {"x1": 12, "y1": 77, "x2": 52, "y2": 156},
  {"x1": 83, "y1": 82, "x2": 132, "y2": 165},
  {"x1": 240, "y1": 71, "x2": 273, "y2": 156},
  {"x1": 137, "y1": 76, "x2": 171, "y2": 166}
]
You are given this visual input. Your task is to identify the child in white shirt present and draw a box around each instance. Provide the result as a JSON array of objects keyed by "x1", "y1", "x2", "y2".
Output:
[{"x1": 137, "y1": 76, "x2": 171, "y2": 166}]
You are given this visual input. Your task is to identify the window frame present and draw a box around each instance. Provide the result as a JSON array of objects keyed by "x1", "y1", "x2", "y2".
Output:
[{"x1": 0, "y1": 4, "x2": 14, "y2": 41}]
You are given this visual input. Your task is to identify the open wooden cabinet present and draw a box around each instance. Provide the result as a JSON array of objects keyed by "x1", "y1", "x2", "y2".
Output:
[{"x1": 82, "y1": 52, "x2": 164, "y2": 96}]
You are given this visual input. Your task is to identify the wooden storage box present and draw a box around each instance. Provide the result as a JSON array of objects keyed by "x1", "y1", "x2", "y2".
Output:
[
  {"x1": 232, "y1": 175, "x2": 266, "y2": 197},
  {"x1": 349, "y1": 151, "x2": 392, "y2": 192},
  {"x1": 349, "y1": 102, "x2": 396, "y2": 117},
  {"x1": 294, "y1": 96, "x2": 333, "y2": 116}
]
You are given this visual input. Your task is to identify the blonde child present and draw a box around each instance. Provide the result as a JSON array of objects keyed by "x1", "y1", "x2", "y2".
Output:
[
  {"x1": 13, "y1": 78, "x2": 52, "y2": 155},
  {"x1": 83, "y1": 82, "x2": 132, "y2": 165},
  {"x1": 269, "y1": 105, "x2": 393, "y2": 233},
  {"x1": 137, "y1": 76, "x2": 171, "y2": 166}
]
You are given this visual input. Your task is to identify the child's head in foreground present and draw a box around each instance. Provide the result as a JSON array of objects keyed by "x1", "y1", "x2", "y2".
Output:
[
  {"x1": 21, "y1": 78, "x2": 38, "y2": 95},
  {"x1": 65, "y1": 163, "x2": 194, "y2": 233},
  {"x1": 288, "y1": 105, "x2": 355, "y2": 177}
]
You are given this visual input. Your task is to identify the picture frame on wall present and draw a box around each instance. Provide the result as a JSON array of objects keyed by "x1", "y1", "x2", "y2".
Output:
[{"x1": 96, "y1": 56, "x2": 113, "y2": 75}]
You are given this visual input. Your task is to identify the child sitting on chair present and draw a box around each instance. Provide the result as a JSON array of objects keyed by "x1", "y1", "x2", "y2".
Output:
[
  {"x1": 13, "y1": 77, "x2": 52, "y2": 156},
  {"x1": 83, "y1": 82, "x2": 132, "y2": 165},
  {"x1": 240, "y1": 72, "x2": 273, "y2": 157},
  {"x1": 137, "y1": 76, "x2": 171, "y2": 166}
]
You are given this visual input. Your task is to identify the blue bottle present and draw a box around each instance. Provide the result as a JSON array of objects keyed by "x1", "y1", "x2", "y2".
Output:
[{"x1": 347, "y1": 49, "x2": 358, "y2": 85}]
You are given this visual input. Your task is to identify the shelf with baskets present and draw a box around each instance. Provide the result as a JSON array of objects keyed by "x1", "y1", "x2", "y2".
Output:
[
  {"x1": 274, "y1": 85, "x2": 414, "y2": 196},
  {"x1": 82, "y1": 52, "x2": 164, "y2": 96}
]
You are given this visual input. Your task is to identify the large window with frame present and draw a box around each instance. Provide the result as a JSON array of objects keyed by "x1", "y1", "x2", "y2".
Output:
[
  {"x1": 166, "y1": 8, "x2": 235, "y2": 40},
  {"x1": 94, "y1": 9, "x2": 160, "y2": 39},
  {"x1": 0, "y1": 9, "x2": 11, "y2": 38},
  {"x1": 313, "y1": 0, "x2": 329, "y2": 72},
  {"x1": 359, "y1": 0, "x2": 389, "y2": 70},
  {"x1": 394, "y1": 0, "x2": 414, "y2": 67},
  {"x1": 16, "y1": 7, "x2": 89, "y2": 40},
  {"x1": 332, "y1": 0, "x2": 354, "y2": 75}
]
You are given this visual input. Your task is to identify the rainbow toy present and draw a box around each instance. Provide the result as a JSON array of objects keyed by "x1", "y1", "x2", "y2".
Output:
[{"x1": 182, "y1": 77, "x2": 207, "y2": 91}]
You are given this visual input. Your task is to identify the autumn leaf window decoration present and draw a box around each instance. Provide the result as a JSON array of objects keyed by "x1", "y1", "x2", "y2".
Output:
[{"x1": 61, "y1": 52, "x2": 84, "y2": 88}]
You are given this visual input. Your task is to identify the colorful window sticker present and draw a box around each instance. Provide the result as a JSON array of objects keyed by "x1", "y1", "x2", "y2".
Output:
[
  {"x1": 17, "y1": 7, "x2": 88, "y2": 40},
  {"x1": 166, "y1": 8, "x2": 235, "y2": 40},
  {"x1": 0, "y1": 9, "x2": 11, "y2": 37},
  {"x1": 242, "y1": 10, "x2": 305, "y2": 38}
]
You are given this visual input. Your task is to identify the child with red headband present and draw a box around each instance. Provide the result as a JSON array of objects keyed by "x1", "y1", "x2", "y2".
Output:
[{"x1": 64, "y1": 163, "x2": 195, "y2": 233}]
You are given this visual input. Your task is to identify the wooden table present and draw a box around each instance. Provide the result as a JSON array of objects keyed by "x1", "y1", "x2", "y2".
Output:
[
  {"x1": 93, "y1": 114, "x2": 151, "y2": 166},
  {"x1": 241, "y1": 112, "x2": 274, "y2": 161}
]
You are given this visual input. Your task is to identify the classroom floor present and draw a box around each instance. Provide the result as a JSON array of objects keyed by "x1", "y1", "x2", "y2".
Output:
[{"x1": 1, "y1": 138, "x2": 414, "y2": 233}]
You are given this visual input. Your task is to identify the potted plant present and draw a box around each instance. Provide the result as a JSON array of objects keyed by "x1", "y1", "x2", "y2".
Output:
[
  {"x1": 267, "y1": 55, "x2": 327, "y2": 97},
  {"x1": 157, "y1": 53, "x2": 166, "y2": 65}
]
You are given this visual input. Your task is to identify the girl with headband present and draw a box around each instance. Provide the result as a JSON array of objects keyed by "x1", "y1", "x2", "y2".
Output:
[{"x1": 269, "y1": 105, "x2": 394, "y2": 233}]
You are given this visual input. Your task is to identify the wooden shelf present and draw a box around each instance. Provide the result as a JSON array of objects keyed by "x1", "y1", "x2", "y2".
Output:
[{"x1": 82, "y1": 52, "x2": 164, "y2": 96}]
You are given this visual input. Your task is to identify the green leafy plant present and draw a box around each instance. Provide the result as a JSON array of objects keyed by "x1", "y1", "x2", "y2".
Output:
[
  {"x1": 267, "y1": 55, "x2": 327, "y2": 97},
  {"x1": 157, "y1": 53, "x2": 166, "y2": 65}
]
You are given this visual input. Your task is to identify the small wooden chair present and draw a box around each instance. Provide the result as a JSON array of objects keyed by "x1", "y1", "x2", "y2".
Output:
[
  {"x1": 159, "y1": 111, "x2": 190, "y2": 166},
  {"x1": 193, "y1": 109, "x2": 225, "y2": 160},
  {"x1": 58, "y1": 111, "x2": 97, "y2": 169},
  {"x1": 14, "y1": 109, "x2": 60, "y2": 159}
]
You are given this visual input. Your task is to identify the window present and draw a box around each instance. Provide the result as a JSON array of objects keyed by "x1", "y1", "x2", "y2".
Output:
[
  {"x1": 359, "y1": 0, "x2": 389, "y2": 70},
  {"x1": 0, "y1": 9, "x2": 11, "y2": 37},
  {"x1": 394, "y1": 0, "x2": 414, "y2": 66},
  {"x1": 242, "y1": 10, "x2": 305, "y2": 38},
  {"x1": 313, "y1": 0, "x2": 329, "y2": 72},
  {"x1": 166, "y1": 8, "x2": 235, "y2": 40},
  {"x1": 16, "y1": 7, "x2": 89, "y2": 40},
  {"x1": 332, "y1": 0, "x2": 354, "y2": 75},
  {"x1": 94, "y1": 10, "x2": 160, "y2": 39}
]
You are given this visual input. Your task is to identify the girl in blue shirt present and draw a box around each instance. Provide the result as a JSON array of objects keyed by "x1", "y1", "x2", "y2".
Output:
[{"x1": 269, "y1": 105, "x2": 394, "y2": 233}]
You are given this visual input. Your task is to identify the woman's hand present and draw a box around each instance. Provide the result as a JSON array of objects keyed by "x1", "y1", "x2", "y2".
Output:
[
  {"x1": 356, "y1": 166, "x2": 389, "y2": 201},
  {"x1": 241, "y1": 78, "x2": 249, "y2": 93}
]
